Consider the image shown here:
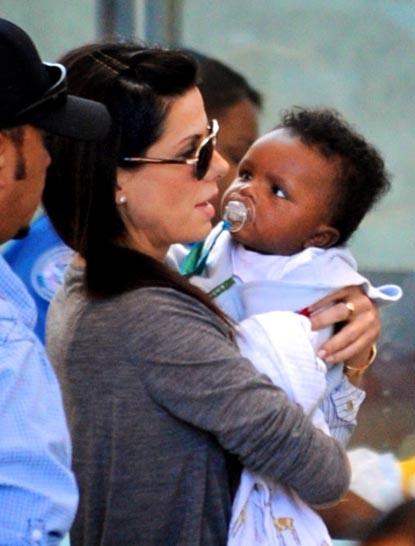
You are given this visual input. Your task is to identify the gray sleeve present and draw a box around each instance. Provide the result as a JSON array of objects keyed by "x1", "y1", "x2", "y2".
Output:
[{"x1": 127, "y1": 288, "x2": 350, "y2": 506}]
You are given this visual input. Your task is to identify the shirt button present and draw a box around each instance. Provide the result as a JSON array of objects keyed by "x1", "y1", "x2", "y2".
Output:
[
  {"x1": 31, "y1": 529, "x2": 43, "y2": 541},
  {"x1": 346, "y1": 400, "x2": 354, "y2": 411}
]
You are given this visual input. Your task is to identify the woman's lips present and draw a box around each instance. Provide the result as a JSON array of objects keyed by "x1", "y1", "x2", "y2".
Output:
[{"x1": 195, "y1": 200, "x2": 216, "y2": 219}]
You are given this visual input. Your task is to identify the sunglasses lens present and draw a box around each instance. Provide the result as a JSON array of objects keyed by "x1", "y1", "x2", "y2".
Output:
[{"x1": 195, "y1": 137, "x2": 214, "y2": 180}]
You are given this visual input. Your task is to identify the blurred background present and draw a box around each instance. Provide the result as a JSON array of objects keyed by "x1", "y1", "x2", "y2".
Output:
[
  {"x1": 2, "y1": 0, "x2": 414, "y2": 533},
  {"x1": 4, "y1": 1, "x2": 414, "y2": 270}
]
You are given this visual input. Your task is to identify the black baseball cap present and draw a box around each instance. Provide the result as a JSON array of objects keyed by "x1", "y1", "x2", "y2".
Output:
[{"x1": 0, "y1": 18, "x2": 110, "y2": 140}]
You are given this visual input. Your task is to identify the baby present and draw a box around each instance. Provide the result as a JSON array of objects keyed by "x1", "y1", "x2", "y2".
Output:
[{"x1": 170, "y1": 107, "x2": 402, "y2": 545}]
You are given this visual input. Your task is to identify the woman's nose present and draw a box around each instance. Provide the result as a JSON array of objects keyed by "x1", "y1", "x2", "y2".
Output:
[{"x1": 207, "y1": 150, "x2": 229, "y2": 181}]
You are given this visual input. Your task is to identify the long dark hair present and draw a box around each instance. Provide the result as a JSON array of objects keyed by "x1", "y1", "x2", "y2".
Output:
[{"x1": 43, "y1": 42, "x2": 232, "y2": 324}]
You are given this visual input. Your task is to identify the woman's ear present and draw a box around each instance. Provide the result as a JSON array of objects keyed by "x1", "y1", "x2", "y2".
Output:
[
  {"x1": 115, "y1": 168, "x2": 129, "y2": 205},
  {"x1": 303, "y1": 225, "x2": 340, "y2": 249}
]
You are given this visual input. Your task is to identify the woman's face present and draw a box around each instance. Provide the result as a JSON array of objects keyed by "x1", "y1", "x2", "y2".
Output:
[{"x1": 116, "y1": 87, "x2": 228, "y2": 260}]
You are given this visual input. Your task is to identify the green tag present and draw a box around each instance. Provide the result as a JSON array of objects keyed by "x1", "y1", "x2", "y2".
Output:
[{"x1": 208, "y1": 277, "x2": 236, "y2": 299}]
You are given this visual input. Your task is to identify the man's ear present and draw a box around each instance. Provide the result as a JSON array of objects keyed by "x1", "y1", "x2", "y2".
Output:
[
  {"x1": 0, "y1": 129, "x2": 9, "y2": 167},
  {"x1": 303, "y1": 225, "x2": 340, "y2": 249},
  {"x1": 0, "y1": 133, "x2": 8, "y2": 175}
]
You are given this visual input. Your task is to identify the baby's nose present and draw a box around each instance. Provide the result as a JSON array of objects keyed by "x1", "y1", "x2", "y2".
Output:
[{"x1": 238, "y1": 182, "x2": 254, "y2": 196}]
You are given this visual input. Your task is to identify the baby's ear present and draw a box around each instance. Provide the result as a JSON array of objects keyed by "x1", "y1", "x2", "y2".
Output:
[{"x1": 303, "y1": 225, "x2": 340, "y2": 249}]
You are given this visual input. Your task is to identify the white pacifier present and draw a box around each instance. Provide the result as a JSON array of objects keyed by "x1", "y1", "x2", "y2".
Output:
[{"x1": 222, "y1": 200, "x2": 254, "y2": 232}]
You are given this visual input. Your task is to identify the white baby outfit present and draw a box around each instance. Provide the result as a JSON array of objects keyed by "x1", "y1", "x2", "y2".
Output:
[{"x1": 169, "y1": 224, "x2": 402, "y2": 546}]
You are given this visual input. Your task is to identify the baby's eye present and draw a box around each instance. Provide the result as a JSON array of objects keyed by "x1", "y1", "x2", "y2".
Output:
[{"x1": 272, "y1": 185, "x2": 286, "y2": 198}]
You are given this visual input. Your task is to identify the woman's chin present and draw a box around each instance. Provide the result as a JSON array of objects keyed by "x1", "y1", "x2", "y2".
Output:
[{"x1": 181, "y1": 222, "x2": 213, "y2": 245}]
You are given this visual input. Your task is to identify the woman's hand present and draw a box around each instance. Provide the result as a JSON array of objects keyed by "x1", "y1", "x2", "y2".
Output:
[{"x1": 308, "y1": 285, "x2": 380, "y2": 366}]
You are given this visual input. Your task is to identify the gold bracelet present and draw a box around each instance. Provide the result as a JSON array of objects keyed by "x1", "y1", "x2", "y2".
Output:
[{"x1": 344, "y1": 343, "x2": 377, "y2": 376}]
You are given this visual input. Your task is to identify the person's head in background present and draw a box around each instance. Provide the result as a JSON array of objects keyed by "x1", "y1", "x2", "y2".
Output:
[
  {"x1": 43, "y1": 43, "x2": 228, "y2": 300},
  {"x1": 222, "y1": 106, "x2": 391, "y2": 255},
  {"x1": 0, "y1": 19, "x2": 109, "y2": 244},
  {"x1": 184, "y1": 49, "x2": 262, "y2": 224},
  {"x1": 360, "y1": 499, "x2": 415, "y2": 546}
]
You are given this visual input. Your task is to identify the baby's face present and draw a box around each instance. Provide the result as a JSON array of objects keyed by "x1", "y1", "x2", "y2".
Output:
[{"x1": 221, "y1": 128, "x2": 340, "y2": 255}]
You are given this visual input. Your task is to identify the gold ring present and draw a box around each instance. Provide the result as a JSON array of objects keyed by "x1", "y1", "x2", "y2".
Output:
[{"x1": 345, "y1": 301, "x2": 355, "y2": 320}]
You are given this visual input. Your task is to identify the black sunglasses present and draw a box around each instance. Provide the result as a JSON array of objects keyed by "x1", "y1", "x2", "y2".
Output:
[{"x1": 122, "y1": 119, "x2": 219, "y2": 180}]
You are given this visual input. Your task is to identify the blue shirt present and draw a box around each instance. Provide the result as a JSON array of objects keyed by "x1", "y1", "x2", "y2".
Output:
[
  {"x1": 3, "y1": 215, "x2": 73, "y2": 342},
  {"x1": 0, "y1": 254, "x2": 78, "y2": 545}
]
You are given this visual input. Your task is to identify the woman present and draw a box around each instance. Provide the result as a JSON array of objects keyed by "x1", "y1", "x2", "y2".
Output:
[{"x1": 44, "y1": 44, "x2": 373, "y2": 546}]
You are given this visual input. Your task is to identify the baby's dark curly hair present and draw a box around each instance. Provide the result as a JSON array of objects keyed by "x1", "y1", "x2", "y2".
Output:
[{"x1": 277, "y1": 107, "x2": 391, "y2": 245}]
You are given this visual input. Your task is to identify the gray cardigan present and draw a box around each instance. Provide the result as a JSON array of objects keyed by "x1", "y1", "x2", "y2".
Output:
[{"x1": 47, "y1": 265, "x2": 350, "y2": 546}]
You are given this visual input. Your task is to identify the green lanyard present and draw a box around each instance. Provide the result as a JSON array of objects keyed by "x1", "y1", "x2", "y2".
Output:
[
  {"x1": 179, "y1": 240, "x2": 206, "y2": 277},
  {"x1": 179, "y1": 221, "x2": 230, "y2": 277},
  {"x1": 179, "y1": 222, "x2": 235, "y2": 299}
]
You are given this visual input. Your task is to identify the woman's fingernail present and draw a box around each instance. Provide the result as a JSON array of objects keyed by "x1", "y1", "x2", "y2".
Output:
[{"x1": 317, "y1": 350, "x2": 327, "y2": 359}]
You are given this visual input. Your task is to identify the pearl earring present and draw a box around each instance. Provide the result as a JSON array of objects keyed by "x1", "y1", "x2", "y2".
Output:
[{"x1": 117, "y1": 195, "x2": 127, "y2": 205}]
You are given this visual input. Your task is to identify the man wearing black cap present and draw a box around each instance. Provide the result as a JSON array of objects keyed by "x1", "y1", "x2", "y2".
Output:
[{"x1": 0, "y1": 18, "x2": 110, "y2": 545}]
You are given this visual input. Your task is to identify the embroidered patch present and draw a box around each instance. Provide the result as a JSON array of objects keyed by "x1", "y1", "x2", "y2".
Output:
[
  {"x1": 208, "y1": 277, "x2": 236, "y2": 299},
  {"x1": 30, "y1": 245, "x2": 74, "y2": 302}
]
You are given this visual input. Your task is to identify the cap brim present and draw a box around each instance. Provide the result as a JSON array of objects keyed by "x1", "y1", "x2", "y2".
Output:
[{"x1": 32, "y1": 94, "x2": 111, "y2": 141}]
